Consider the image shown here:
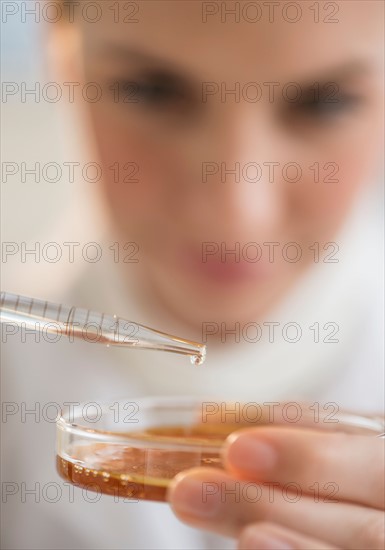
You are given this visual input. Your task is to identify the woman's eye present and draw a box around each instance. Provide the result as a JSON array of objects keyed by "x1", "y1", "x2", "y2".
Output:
[
  {"x1": 291, "y1": 94, "x2": 362, "y2": 119},
  {"x1": 110, "y1": 76, "x2": 189, "y2": 108},
  {"x1": 138, "y1": 82, "x2": 183, "y2": 104}
]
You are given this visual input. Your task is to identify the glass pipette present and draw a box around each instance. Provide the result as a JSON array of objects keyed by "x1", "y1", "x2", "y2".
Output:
[{"x1": 0, "y1": 292, "x2": 206, "y2": 365}]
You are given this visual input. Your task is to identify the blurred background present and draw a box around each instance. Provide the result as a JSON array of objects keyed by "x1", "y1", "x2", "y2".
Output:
[{"x1": 1, "y1": 3, "x2": 106, "y2": 297}]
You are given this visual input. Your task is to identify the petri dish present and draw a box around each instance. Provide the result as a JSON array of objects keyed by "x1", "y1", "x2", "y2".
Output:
[{"x1": 56, "y1": 397, "x2": 385, "y2": 502}]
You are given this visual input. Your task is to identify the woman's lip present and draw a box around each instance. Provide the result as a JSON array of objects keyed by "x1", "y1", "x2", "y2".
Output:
[{"x1": 179, "y1": 247, "x2": 272, "y2": 284}]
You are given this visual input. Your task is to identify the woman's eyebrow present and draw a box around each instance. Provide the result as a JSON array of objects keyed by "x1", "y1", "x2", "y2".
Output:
[
  {"x1": 295, "y1": 60, "x2": 375, "y2": 88},
  {"x1": 99, "y1": 43, "x2": 376, "y2": 87},
  {"x1": 100, "y1": 43, "x2": 191, "y2": 75}
]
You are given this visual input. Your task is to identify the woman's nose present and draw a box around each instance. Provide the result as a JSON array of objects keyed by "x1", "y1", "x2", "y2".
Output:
[{"x1": 194, "y1": 106, "x2": 285, "y2": 237}]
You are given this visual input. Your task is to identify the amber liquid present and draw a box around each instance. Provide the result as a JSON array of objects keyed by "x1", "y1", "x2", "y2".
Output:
[{"x1": 57, "y1": 423, "x2": 239, "y2": 502}]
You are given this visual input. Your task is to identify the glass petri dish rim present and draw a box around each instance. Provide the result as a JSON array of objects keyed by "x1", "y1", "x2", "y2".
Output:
[
  {"x1": 57, "y1": 395, "x2": 228, "y2": 451},
  {"x1": 57, "y1": 396, "x2": 385, "y2": 451}
]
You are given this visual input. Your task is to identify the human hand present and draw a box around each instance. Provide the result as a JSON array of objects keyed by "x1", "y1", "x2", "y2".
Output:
[{"x1": 168, "y1": 426, "x2": 384, "y2": 549}]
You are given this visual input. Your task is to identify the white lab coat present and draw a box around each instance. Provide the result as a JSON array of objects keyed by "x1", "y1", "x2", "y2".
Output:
[{"x1": 1, "y1": 189, "x2": 384, "y2": 550}]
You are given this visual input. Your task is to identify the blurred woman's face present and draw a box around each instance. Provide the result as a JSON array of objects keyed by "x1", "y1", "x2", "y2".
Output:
[{"x1": 58, "y1": 1, "x2": 383, "y2": 328}]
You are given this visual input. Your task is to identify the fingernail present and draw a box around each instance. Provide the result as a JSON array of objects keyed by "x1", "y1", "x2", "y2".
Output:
[
  {"x1": 226, "y1": 434, "x2": 277, "y2": 475},
  {"x1": 169, "y1": 473, "x2": 221, "y2": 519}
]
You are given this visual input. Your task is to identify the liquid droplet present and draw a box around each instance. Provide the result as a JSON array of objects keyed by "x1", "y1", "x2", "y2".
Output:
[{"x1": 190, "y1": 348, "x2": 206, "y2": 366}]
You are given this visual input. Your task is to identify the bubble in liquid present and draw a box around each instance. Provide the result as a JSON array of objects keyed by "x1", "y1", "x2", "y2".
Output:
[
  {"x1": 74, "y1": 464, "x2": 83, "y2": 474},
  {"x1": 120, "y1": 474, "x2": 130, "y2": 486},
  {"x1": 61, "y1": 459, "x2": 68, "y2": 475},
  {"x1": 202, "y1": 457, "x2": 220, "y2": 464}
]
